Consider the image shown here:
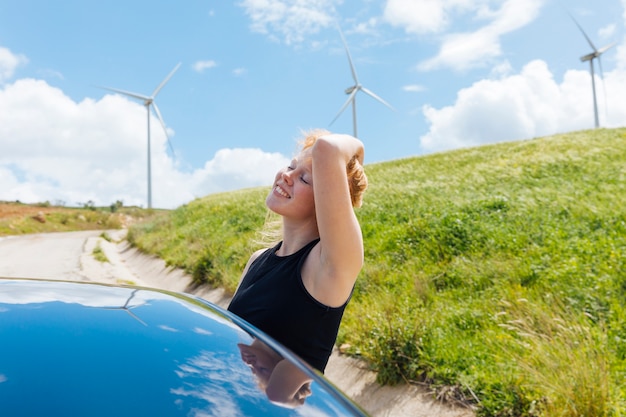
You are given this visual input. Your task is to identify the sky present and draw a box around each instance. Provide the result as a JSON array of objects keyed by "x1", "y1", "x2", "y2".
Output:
[{"x1": 1, "y1": 0, "x2": 625, "y2": 209}]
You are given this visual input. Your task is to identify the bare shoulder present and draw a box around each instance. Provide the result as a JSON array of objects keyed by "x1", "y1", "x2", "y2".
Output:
[
  {"x1": 247, "y1": 248, "x2": 267, "y2": 267},
  {"x1": 234, "y1": 247, "x2": 269, "y2": 292}
]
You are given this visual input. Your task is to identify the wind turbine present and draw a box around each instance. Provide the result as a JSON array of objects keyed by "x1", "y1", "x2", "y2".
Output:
[
  {"x1": 569, "y1": 15, "x2": 616, "y2": 128},
  {"x1": 329, "y1": 28, "x2": 394, "y2": 138},
  {"x1": 101, "y1": 63, "x2": 181, "y2": 209}
]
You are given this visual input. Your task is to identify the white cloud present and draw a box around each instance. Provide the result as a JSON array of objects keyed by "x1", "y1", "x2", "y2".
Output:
[
  {"x1": 0, "y1": 46, "x2": 28, "y2": 84},
  {"x1": 238, "y1": 0, "x2": 339, "y2": 45},
  {"x1": 402, "y1": 84, "x2": 425, "y2": 92},
  {"x1": 599, "y1": 23, "x2": 617, "y2": 39},
  {"x1": 419, "y1": 59, "x2": 626, "y2": 153},
  {"x1": 419, "y1": 28, "x2": 503, "y2": 72},
  {"x1": 352, "y1": 18, "x2": 379, "y2": 35},
  {"x1": 193, "y1": 60, "x2": 218, "y2": 73},
  {"x1": 382, "y1": 0, "x2": 545, "y2": 72},
  {"x1": 417, "y1": 0, "x2": 545, "y2": 71},
  {"x1": 383, "y1": 0, "x2": 452, "y2": 34},
  {"x1": 191, "y1": 148, "x2": 288, "y2": 196},
  {"x1": 490, "y1": 60, "x2": 514, "y2": 77},
  {"x1": 0, "y1": 78, "x2": 289, "y2": 209}
]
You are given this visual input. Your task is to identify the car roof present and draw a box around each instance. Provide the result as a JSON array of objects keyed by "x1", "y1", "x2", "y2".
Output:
[{"x1": 0, "y1": 278, "x2": 369, "y2": 417}]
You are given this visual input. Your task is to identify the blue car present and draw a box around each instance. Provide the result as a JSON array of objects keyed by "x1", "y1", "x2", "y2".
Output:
[{"x1": 0, "y1": 278, "x2": 370, "y2": 416}]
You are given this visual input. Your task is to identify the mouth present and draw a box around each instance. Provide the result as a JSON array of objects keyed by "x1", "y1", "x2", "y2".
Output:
[{"x1": 274, "y1": 184, "x2": 291, "y2": 198}]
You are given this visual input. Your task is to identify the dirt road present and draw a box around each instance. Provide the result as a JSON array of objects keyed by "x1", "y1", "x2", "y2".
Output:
[
  {"x1": 0, "y1": 229, "x2": 475, "y2": 417},
  {"x1": 0, "y1": 231, "x2": 100, "y2": 281}
]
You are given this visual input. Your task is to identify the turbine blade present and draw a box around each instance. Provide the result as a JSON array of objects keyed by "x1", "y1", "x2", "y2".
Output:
[
  {"x1": 99, "y1": 86, "x2": 149, "y2": 102},
  {"x1": 124, "y1": 309, "x2": 148, "y2": 326},
  {"x1": 337, "y1": 26, "x2": 359, "y2": 84},
  {"x1": 330, "y1": 89, "x2": 358, "y2": 126},
  {"x1": 568, "y1": 12, "x2": 598, "y2": 52},
  {"x1": 598, "y1": 41, "x2": 617, "y2": 55},
  {"x1": 152, "y1": 62, "x2": 182, "y2": 98},
  {"x1": 152, "y1": 102, "x2": 176, "y2": 157},
  {"x1": 360, "y1": 86, "x2": 395, "y2": 111}
]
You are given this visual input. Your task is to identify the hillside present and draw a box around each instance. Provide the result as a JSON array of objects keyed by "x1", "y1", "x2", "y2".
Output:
[
  {"x1": 127, "y1": 128, "x2": 626, "y2": 417},
  {"x1": 0, "y1": 201, "x2": 145, "y2": 235}
]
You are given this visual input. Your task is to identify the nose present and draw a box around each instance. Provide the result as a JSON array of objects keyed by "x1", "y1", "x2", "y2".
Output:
[{"x1": 281, "y1": 168, "x2": 294, "y2": 185}]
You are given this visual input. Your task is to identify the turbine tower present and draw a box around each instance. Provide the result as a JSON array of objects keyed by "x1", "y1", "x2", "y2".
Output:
[
  {"x1": 329, "y1": 28, "x2": 394, "y2": 138},
  {"x1": 101, "y1": 63, "x2": 181, "y2": 208},
  {"x1": 570, "y1": 15, "x2": 615, "y2": 128}
]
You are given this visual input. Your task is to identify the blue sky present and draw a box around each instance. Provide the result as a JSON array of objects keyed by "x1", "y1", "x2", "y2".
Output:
[{"x1": 1, "y1": 0, "x2": 625, "y2": 209}]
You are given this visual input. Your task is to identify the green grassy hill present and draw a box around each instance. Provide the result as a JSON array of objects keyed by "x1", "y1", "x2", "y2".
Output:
[{"x1": 128, "y1": 128, "x2": 626, "y2": 417}]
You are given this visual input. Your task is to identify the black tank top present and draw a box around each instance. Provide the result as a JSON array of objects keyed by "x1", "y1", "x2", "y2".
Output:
[{"x1": 227, "y1": 239, "x2": 348, "y2": 372}]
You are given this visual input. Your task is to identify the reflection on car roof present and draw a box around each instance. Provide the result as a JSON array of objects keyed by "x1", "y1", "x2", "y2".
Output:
[{"x1": 0, "y1": 278, "x2": 370, "y2": 417}]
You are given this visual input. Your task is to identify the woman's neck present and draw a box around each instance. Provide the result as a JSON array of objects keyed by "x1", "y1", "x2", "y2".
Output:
[{"x1": 278, "y1": 220, "x2": 319, "y2": 256}]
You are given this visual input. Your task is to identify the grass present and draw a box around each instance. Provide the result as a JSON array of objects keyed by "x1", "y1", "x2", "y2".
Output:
[
  {"x1": 65, "y1": 128, "x2": 626, "y2": 416},
  {"x1": 126, "y1": 187, "x2": 268, "y2": 290},
  {"x1": 92, "y1": 242, "x2": 109, "y2": 263},
  {"x1": 495, "y1": 297, "x2": 614, "y2": 416}
]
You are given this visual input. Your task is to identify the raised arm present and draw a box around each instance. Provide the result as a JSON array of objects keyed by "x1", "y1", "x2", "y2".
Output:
[{"x1": 309, "y1": 134, "x2": 365, "y2": 305}]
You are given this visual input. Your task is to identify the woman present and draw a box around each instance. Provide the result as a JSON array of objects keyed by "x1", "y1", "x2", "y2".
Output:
[{"x1": 227, "y1": 129, "x2": 367, "y2": 373}]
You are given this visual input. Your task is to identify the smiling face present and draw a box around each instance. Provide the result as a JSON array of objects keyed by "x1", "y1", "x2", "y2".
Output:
[{"x1": 266, "y1": 149, "x2": 316, "y2": 221}]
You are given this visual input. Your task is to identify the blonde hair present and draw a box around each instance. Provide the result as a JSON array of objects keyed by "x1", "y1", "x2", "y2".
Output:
[
  {"x1": 299, "y1": 129, "x2": 368, "y2": 208},
  {"x1": 256, "y1": 129, "x2": 368, "y2": 247}
]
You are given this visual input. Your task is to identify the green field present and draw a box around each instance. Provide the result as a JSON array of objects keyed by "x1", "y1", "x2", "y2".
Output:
[{"x1": 127, "y1": 128, "x2": 626, "y2": 417}]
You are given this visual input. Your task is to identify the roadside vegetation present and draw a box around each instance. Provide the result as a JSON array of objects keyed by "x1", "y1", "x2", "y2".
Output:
[
  {"x1": 0, "y1": 201, "x2": 154, "y2": 235},
  {"x1": 127, "y1": 128, "x2": 626, "y2": 416},
  {"x1": 91, "y1": 242, "x2": 110, "y2": 263}
]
